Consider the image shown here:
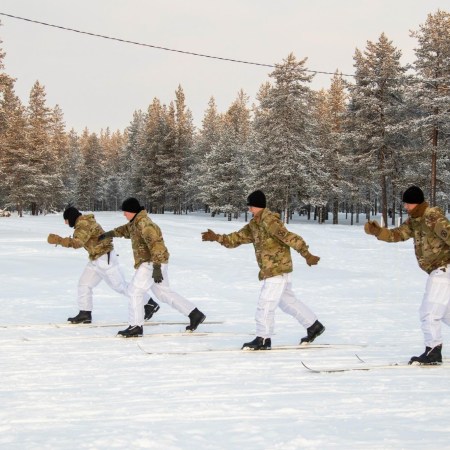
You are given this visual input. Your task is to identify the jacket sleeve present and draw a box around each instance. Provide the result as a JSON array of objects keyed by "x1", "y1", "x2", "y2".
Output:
[
  {"x1": 68, "y1": 224, "x2": 92, "y2": 249},
  {"x1": 265, "y1": 217, "x2": 310, "y2": 257},
  {"x1": 217, "y1": 224, "x2": 254, "y2": 248},
  {"x1": 376, "y1": 220, "x2": 414, "y2": 243},
  {"x1": 111, "y1": 223, "x2": 131, "y2": 239},
  {"x1": 139, "y1": 222, "x2": 168, "y2": 264}
]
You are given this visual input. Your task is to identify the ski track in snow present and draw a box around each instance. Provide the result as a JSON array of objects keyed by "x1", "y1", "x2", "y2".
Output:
[{"x1": 1, "y1": 212, "x2": 450, "y2": 449}]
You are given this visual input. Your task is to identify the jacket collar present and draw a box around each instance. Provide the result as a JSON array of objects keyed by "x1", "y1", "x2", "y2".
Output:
[{"x1": 410, "y1": 202, "x2": 428, "y2": 219}]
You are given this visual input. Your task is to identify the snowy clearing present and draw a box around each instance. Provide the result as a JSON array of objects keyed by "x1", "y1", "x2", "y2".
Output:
[{"x1": 1, "y1": 211, "x2": 449, "y2": 449}]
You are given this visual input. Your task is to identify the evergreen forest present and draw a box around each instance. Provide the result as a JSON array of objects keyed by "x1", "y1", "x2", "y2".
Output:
[{"x1": 1, "y1": 10, "x2": 449, "y2": 225}]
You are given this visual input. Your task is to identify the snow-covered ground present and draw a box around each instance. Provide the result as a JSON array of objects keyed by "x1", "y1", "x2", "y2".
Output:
[{"x1": 1, "y1": 211, "x2": 449, "y2": 449}]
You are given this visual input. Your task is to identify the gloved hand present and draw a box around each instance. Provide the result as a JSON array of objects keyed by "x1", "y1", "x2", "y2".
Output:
[
  {"x1": 305, "y1": 253, "x2": 320, "y2": 267},
  {"x1": 364, "y1": 221, "x2": 381, "y2": 236},
  {"x1": 98, "y1": 230, "x2": 115, "y2": 241},
  {"x1": 152, "y1": 264, "x2": 163, "y2": 283},
  {"x1": 47, "y1": 233, "x2": 62, "y2": 245},
  {"x1": 201, "y1": 229, "x2": 218, "y2": 242},
  {"x1": 47, "y1": 234, "x2": 71, "y2": 247}
]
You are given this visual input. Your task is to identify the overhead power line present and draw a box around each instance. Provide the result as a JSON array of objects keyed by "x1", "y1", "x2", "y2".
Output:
[{"x1": 0, "y1": 11, "x2": 356, "y2": 78}]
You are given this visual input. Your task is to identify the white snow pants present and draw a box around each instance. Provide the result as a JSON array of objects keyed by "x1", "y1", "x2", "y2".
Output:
[
  {"x1": 127, "y1": 263, "x2": 195, "y2": 326},
  {"x1": 256, "y1": 273, "x2": 317, "y2": 339},
  {"x1": 419, "y1": 264, "x2": 450, "y2": 348},
  {"x1": 77, "y1": 251, "x2": 128, "y2": 311}
]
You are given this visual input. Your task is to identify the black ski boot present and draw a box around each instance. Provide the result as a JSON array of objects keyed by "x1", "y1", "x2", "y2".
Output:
[
  {"x1": 117, "y1": 325, "x2": 143, "y2": 338},
  {"x1": 144, "y1": 297, "x2": 160, "y2": 320},
  {"x1": 300, "y1": 320, "x2": 325, "y2": 344},
  {"x1": 186, "y1": 308, "x2": 206, "y2": 331},
  {"x1": 242, "y1": 336, "x2": 271, "y2": 350},
  {"x1": 68, "y1": 310, "x2": 92, "y2": 324},
  {"x1": 409, "y1": 345, "x2": 442, "y2": 365}
]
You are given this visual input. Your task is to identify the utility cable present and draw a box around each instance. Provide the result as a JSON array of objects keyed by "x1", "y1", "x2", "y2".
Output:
[{"x1": 0, "y1": 11, "x2": 353, "y2": 77}]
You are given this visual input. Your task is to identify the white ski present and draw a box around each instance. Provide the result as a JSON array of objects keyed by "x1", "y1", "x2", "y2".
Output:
[
  {"x1": 137, "y1": 343, "x2": 365, "y2": 356},
  {"x1": 0, "y1": 320, "x2": 223, "y2": 330},
  {"x1": 301, "y1": 358, "x2": 449, "y2": 373}
]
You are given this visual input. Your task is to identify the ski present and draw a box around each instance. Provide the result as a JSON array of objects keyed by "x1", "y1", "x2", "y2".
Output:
[
  {"x1": 0, "y1": 320, "x2": 223, "y2": 330},
  {"x1": 13, "y1": 331, "x2": 245, "y2": 342},
  {"x1": 301, "y1": 357, "x2": 449, "y2": 373},
  {"x1": 138, "y1": 343, "x2": 364, "y2": 356}
]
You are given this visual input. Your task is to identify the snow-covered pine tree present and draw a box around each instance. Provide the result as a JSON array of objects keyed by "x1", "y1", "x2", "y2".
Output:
[
  {"x1": 27, "y1": 81, "x2": 65, "y2": 214},
  {"x1": 120, "y1": 110, "x2": 146, "y2": 200},
  {"x1": 410, "y1": 10, "x2": 450, "y2": 207},
  {"x1": 250, "y1": 54, "x2": 318, "y2": 222},
  {"x1": 49, "y1": 105, "x2": 69, "y2": 210},
  {"x1": 347, "y1": 33, "x2": 407, "y2": 226},
  {"x1": 0, "y1": 80, "x2": 30, "y2": 216},
  {"x1": 63, "y1": 129, "x2": 81, "y2": 205},
  {"x1": 139, "y1": 98, "x2": 171, "y2": 213},
  {"x1": 99, "y1": 128, "x2": 126, "y2": 210},
  {"x1": 200, "y1": 91, "x2": 250, "y2": 219},
  {"x1": 76, "y1": 129, "x2": 104, "y2": 211},
  {"x1": 193, "y1": 97, "x2": 223, "y2": 213},
  {"x1": 312, "y1": 72, "x2": 349, "y2": 224},
  {"x1": 166, "y1": 85, "x2": 194, "y2": 214}
]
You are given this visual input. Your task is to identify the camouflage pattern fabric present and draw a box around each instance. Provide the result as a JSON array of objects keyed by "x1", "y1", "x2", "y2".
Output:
[
  {"x1": 111, "y1": 210, "x2": 169, "y2": 268},
  {"x1": 376, "y1": 202, "x2": 450, "y2": 273},
  {"x1": 59, "y1": 214, "x2": 113, "y2": 260},
  {"x1": 216, "y1": 208, "x2": 311, "y2": 280}
]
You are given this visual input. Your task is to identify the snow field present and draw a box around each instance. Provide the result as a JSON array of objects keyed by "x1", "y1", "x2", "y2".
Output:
[{"x1": 1, "y1": 212, "x2": 449, "y2": 449}]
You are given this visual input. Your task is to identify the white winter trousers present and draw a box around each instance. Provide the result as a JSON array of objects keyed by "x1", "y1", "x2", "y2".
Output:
[
  {"x1": 77, "y1": 251, "x2": 127, "y2": 311},
  {"x1": 256, "y1": 273, "x2": 317, "y2": 339},
  {"x1": 127, "y1": 263, "x2": 195, "y2": 326},
  {"x1": 419, "y1": 264, "x2": 450, "y2": 348}
]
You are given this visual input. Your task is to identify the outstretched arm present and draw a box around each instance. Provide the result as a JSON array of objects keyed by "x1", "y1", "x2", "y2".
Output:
[
  {"x1": 364, "y1": 220, "x2": 412, "y2": 242},
  {"x1": 201, "y1": 225, "x2": 253, "y2": 248},
  {"x1": 47, "y1": 233, "x2": 83, "y2": 249}
]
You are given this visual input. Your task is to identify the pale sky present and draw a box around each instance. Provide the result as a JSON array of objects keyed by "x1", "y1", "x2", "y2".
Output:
[{"x1": 0, "y1": 0, "x2": 449, "y2": 133}]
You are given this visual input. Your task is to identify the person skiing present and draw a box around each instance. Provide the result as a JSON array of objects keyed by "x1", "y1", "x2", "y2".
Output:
[
  {"x1": 201, "y1": 189, "x2": 325, "y2": 350},
  {"x1": 99, "y1": 197, "x2": 206, "y2": 337},
  {"x1": 364, "y1": 185, "x2": 450, "y2": 365},
  {"x1": 47, "y1": 207, "x2": 161, "y2": 324}
]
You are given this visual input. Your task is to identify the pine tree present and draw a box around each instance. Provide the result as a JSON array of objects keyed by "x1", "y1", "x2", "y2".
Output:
[
  {"x1": 166, "y1": 85, "x2": 194, "y2": 214},
  {"x1": 49, "y1": 105, "x2": 69, "y2": 209},
  {"x1": 27, "y1": 81, "x2": 65, "y2": 214},
  {"x1": 0, "y1": 80, "x2": 30, "y2": 216},
  {"x1": 201, "y1": 91, "x2": 251, "y2": 219},
  {"x1": 251, "y1": 54, "x2": 318, "y2": 222},
  {"x1": 100, "y1": 128, "x2": 125, "y2": 210},
  {"x1": 121, "y1": 110, "x2": 146, "y2": 200},
  {"x1": 348, "y1": 34, "x2": 407, "y2": 226},
  {"x1": 313, "y1": 72, "x2": 349, "y2": 223},
  {"x1": 76, "y1": 129, "x2": 104, "y2": 210},
  {"x1": 64, "y1": 129, "x2": 81, "y2": 205},
  {"x1": 410, "y1": 10, "x2": 450, "y2": 206},
  {"x1": 194, "y1": 97, "x2": 223, "y2": 212},
  {"x1": 139, "y1": 98, "x2": 170, "y2": 212}
]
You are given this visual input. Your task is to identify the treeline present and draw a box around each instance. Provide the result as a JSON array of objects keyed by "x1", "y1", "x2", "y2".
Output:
[{"x1": 1, "y1": 10, "x2": 449, "y2": 225}]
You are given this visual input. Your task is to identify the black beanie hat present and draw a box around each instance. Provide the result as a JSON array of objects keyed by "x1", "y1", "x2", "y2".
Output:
[
  {"x1": 121, "y1": 197, "x2": 144, "y2": 213},
  {"x1": 247, "y1": 190, "x2": 266, "y2": 208},
  {"x1": 63, "y1": 207, "x2": 82, "y2": 228},
  {"x1": 402, "y1": 186, "x2": 424, "y2": 204}
]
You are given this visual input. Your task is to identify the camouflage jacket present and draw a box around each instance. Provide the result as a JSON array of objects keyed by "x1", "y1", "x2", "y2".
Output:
[
  {"x1": 376, "y1": 202, "x2": 450, "y2": 273},
  {"x1": 111, "y1": 210, "x2": 169, "y2": 268},
  {"x1": 216, "y1": 208, "x2": 311, "y2": 280},
  {"x1": 62, "y1": 214, "x2": 113, "y2": 260}
]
